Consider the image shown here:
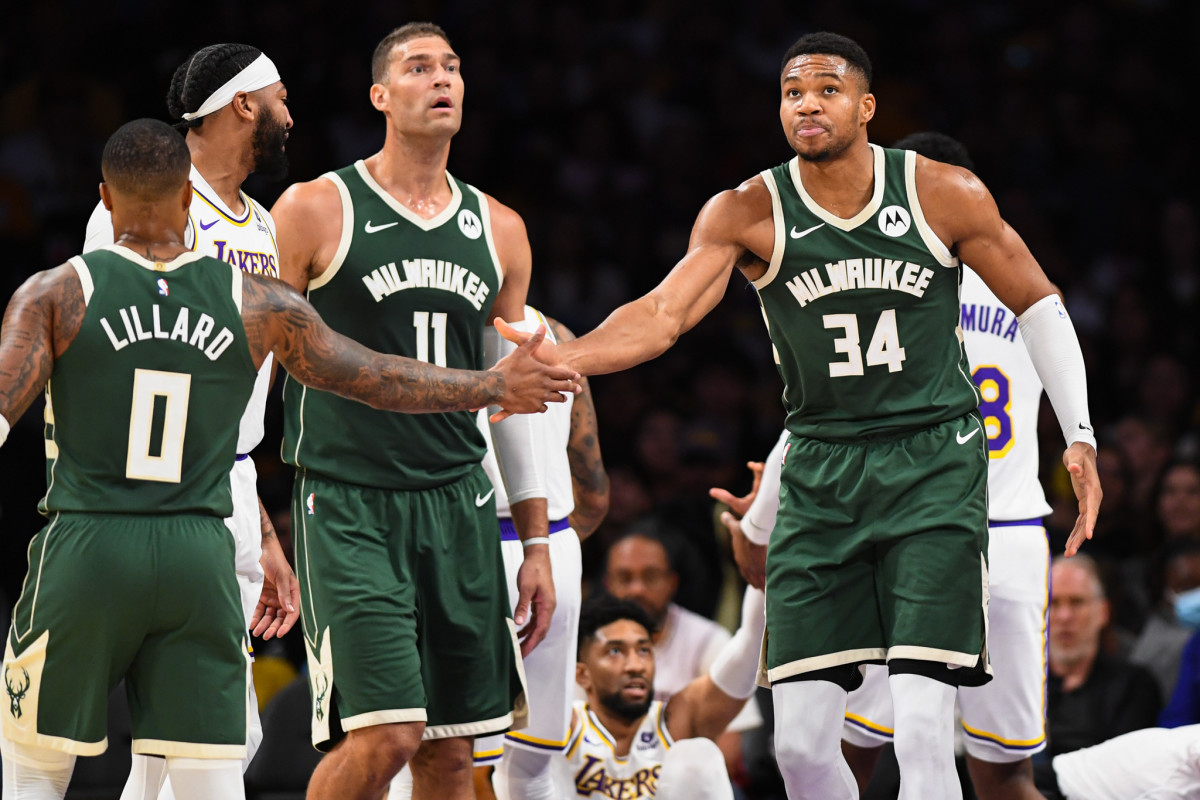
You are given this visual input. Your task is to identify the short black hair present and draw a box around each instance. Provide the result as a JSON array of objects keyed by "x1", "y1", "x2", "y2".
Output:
[
  {"x1": 167, "y1": 43, "x2": 264, "y2": 131},
  {"x1": 893, "y1": 131, "x2": 976, "y2": 172},
  {"x1": 101, "y1": 118, "x2": 191, "y2": 199},
  {"x1": 577, "y1": 595, "x2": 657, "y2": 659},
  {"x1": 609, "y1": 526, "x2": 676, "y2": 573},
  {"x1": 372, "y1": 22, "x2": 452, "y2": 84},
  {"x1": 780, "y1": 32, "x2": 872, "y2": 90}
]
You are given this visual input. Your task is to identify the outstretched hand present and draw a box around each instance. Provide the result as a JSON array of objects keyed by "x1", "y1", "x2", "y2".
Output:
[
  {"x1": 1063, "y1": 441, "x2": 1102, "y2": 557},
  {"x1": 489, "y1": 324, "x2": 580, "y2": 423},
  {"x1": 251, "y1": 535, "x2": 300, "y2": 640},
  {"x1": 494, "y1": 318, "x2": 562, "y2": 367},
  {"x1": 721, "y1": 511, "x2": 768, "y2": 590},
  {"x1": 709, "y1": 461, "x2": 765, "y2": 517}
]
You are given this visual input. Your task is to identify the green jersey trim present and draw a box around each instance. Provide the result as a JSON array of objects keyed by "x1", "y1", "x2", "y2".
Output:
[
  {"x1": 354, "y1": 160, "x2": 463, "y2": 232},
  {"x1": 309, "y1": 172, "x2": 355, "y2": 292},
  {"x1": 903, "y1": 150, "x2": 956, "y2": 268},
  {"x1": 787, "y1": 144, "x2": 887, "y2": 231}
]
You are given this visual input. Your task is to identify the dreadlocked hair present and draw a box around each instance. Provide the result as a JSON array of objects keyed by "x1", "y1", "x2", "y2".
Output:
[{"x1": 166, "y1": 43, "x2": 262, "y2": 131}]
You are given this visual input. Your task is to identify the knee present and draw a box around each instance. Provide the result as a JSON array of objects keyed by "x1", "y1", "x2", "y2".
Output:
[
  {"x1": 411, "y1": 737, "x2": 474, "y2": 778},
  {"x1": 351, "y1": 724, "x2": 423, "y2": 776}
]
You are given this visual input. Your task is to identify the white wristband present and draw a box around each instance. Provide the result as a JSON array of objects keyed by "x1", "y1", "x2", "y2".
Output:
[
  {"x1": 0, "y1": 413, "x2": 9, "y2": 448},
  {"x1": 522, "y1": 537, "x2": 551, "y2": 548}
]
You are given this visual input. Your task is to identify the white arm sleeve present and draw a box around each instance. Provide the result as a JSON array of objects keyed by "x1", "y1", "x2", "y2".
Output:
[
  {"x1": 0, "y1": 413, "x2": 10, "y2": 448},
  {"x1": 82, "y1": 200, "x2": 114, "y2": 253},
  {"x1": 1017, "y1": 294, "x2": 1097, "y2": 450},
  {"x1": 708, "y1": 586, "x2": 767, "y2": 700},
  {"x1": 741, "y1": 429, "x2": 788, "y2": 546},
  {"x1": 484, "y1": 321, "x2": 547, "y2": 507}
]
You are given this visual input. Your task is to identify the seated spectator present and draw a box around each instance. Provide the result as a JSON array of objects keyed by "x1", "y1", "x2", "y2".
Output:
[
  {"x1": 1155, "y1": 459, "x2": 1200, "y2": 544},
  {"x1": 1159, "y1": 625, "x2": 1200, "y2": 727},
  {"x1": 1128, "y1": 540, "x2": 1200, "y2": 699},
  {"x1": 1047, "y1": 555, "x2": 1162, "y2": 756},
  {"x1": 605, "y1": 530, "x2": 763, "y2": 782}
]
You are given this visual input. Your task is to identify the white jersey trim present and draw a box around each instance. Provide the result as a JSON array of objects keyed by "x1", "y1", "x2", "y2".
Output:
[
  {"x1": 67, "y1": 257, "x2": 94, "y2": 305},
  {"x1": 99, "y1": 244, "x2": 206, "y2": 273},
  {"x1": 308, "y1": 173, "x2": 353, "y2": 291},
  {"x1": 751, "y1": 170, "x2": 786, "y2": 290},
  {"x1": 788, "y1": 144, "x2": 886, "y2": 231},
  {"x1": 469, "y1": 184, "x2": 505, "y2": 293},
  {"x1": 353, "y1": 159, "x2": 462, "y2": 232},
  {"x1": 905, "y1": 150, "x2": 957, "y2": 268}
]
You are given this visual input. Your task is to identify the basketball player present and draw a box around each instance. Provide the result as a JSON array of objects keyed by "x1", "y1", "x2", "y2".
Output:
[
  {"x1": 566, "y1": 592, "x2": 765, "y2": 800},
  {"x1": 390, "y1": 307, "x2": 609, "y2": 800},
  {"x1": 837, "y1": 132, "x2": 1052, "y2": 800},
  {"x1": 270, "y1": 23, "x2": 557, "y2": 800},
  {"x1": 82, "y1": 43, "x2": 294, "y2": 800},
  {"x1": 0, "y1": 120, "x2": 574, "y2": 800},
  {"x1": 498, "y1": 31, "x2": 1100, "y2": 800}
]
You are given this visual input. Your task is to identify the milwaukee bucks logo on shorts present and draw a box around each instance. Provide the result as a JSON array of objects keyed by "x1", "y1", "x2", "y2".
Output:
[
  {"x1": 313, "y1": 672, "x2": 330, "y2": 722},
  {"x1": 4, "y1": 666, "x2": 30, "y2": 719}
]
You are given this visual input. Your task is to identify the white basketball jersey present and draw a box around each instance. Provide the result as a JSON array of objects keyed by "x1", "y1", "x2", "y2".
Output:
[
  {"x1": 84, "y1": 165, "x2": 279, "y2": 454},
  {"x1": 960, "y1": 268, "x2": 1051, "y2": 520},
  {"x1": 478, "y1": 305, "x2": 576, "y2": 520},
  {"x1": 565, "y1": 700, "x2": 673, "y2": 799}
]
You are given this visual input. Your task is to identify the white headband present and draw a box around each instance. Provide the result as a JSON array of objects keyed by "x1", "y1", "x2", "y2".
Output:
[{"x1": 180, "y1": 53, "x2": 281, "y2": 121}]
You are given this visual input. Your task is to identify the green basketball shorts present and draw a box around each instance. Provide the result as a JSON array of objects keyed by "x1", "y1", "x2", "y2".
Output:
[
  {"x1": 765, "y1": 411, "x2": 992, "y2": 687},
  {"x1": 293, "y1": 466, "x2": 526, "y2": 750},
  {"x1": 3, "y1": 513, "x2": 248, "y2": 758}
]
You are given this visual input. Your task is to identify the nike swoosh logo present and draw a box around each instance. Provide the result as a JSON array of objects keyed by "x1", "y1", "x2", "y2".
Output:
[
  {"x1": 790, "y1": 223, "x2": 825, "y2": 239},
  {"x1": 364, "y1": 220, "x2": 399, "y2": 234},
  {"x1": 199, "y1": 219, "x2": 219, "y2": 230},
  {"x1": 475, "y1": 489, "x2": 495, "y2": 507},
  {"x1": 956, "y1": 428, "x2": 980, "y2": 445}
]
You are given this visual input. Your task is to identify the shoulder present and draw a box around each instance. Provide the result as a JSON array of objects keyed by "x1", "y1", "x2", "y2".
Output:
[
  {"x1": 271, "y1": 176, "x2": 343, "y2": 224},
  {"x1": 913, "y1": 155, "x2": 996, "y2": 242},
  {"x1": 700, "y1": 175, "x2": 773, "y2": 227},
  {"x1": 478, "y1": 191, "x2": 528, "y2": 244}
]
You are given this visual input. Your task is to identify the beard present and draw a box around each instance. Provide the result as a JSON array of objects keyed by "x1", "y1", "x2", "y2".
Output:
[
  {"x1": 596, "y1": 687, "x2": 654, "y2": 722},
  {"x1": 796, "y1": 131, "x2": 856, "y2": 163},
  {"x1": 251, "y1": 111, "x2": 289, "y2": 181}
]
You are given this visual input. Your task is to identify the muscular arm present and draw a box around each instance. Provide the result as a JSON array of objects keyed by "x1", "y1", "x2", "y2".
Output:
[
  {"x1": 241, "y1": 273, "x2": 507, "y2": 412},
  {"x1": 665, "y1": 677, "x2": 749, "y2": 743},
  {"x1": 548, "y1": 318, "x2": 609, "y2": 540},
  {"x1": 0, "y1": 266, "x2": 86, "y2": 425},
  {"x1": 270, "y1": 178, "x2": 343, "y2": 292},
  {"x1": 548, "y1": 181, "x2": 773, "y2": 376}
]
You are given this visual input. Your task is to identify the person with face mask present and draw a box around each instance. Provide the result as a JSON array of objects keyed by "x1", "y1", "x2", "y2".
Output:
[{"x1": 1130, "y1": 540, "x2": 1200, "y2": 700}]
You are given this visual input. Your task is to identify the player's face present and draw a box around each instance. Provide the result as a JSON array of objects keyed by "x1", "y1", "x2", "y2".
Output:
[
  {"x1": 605, "y1": 538, "x2": 678, "y2": 625},
  {"x1": 372, "y1": 36, "x2": 463, "y2": 138},
  {"x1": 1048, "y1": 563, "x2": 1109, "y2": 666},
  {"x1": 779, "y1": 54, "x2": 874, "y2": 163},
  {"x1": 579, "y1": 620, "x2": 655, "y2": 722},
  {"x1": 250, "y1": 82, "x2": 292, "y2": 181}
]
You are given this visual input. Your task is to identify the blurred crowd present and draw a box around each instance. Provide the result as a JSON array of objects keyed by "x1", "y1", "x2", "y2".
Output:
[{"x1": 1, "y1": 0, "x2": 1197, "y2": 797}]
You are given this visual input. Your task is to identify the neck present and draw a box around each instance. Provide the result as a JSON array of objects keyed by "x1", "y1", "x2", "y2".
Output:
[
  {"x1": 112, "y1": 227, "x2": 189, "y2": 262},
  {"x1": 794, "y1": 137, "x2": 875, "y2": 217},
  {"x1": 187, "y1": 130, "x2": 251, "y2": 213},
  {"x1": 1050, "y1": 646, "x2": 1098, "y2": 692},
  {"x1": 365, "y1": 130, "x2": 453, "y2": 218},
  {"x1": 587, "y1": 700, "x2": 644, "y2": 758}
]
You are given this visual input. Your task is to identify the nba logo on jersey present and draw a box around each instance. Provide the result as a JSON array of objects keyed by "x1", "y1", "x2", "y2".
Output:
[
  {"x1": 156, "y1": 278, "x2": 169, "y2": 297},
  {"x1": 306, "y1": 492, "x2": 316, "y2": 515}
]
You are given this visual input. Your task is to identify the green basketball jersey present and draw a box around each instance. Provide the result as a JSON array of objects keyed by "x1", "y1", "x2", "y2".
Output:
[
  {"x1": 282, "y1": 162, "x2": 502, "y2": 490},
  {"x1": 753, "y1": 145, "x2": 979, "y2": 440},
  {"x1": 40, "y1": 247, "x2": 256, "y2": 516}
]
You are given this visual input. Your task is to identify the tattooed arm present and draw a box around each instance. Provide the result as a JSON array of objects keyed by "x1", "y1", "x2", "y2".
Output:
[
  {"x1": 548, "y1": 318, "x2": 609, "y2": 541},
  {"x1": 0, "y1": 266, "x2": 86, "y2": 427},
  {"x1": 240, "y1": 273, "x2": 577, "y2": 415}
]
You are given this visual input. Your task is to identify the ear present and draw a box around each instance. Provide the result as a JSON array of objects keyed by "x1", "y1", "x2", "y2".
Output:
[
  {"x1": 860, "y1": 91, "x2": 876, "y2": 124},
  {"x1": 99, "y1": 182, "x2": 113, "y2": 211},
  {"x1": 231, "y1": 91, "x2": 255, "y2": 123},
  {"x1": 575, "y1": 661, "x2": 591, "y2": 693},
  {"x1": 181, "y1": 180, "x2": 194, "y2": 211},
  {"x1": 369, "y1": 83, "x2": 389, "y2": 113}
]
